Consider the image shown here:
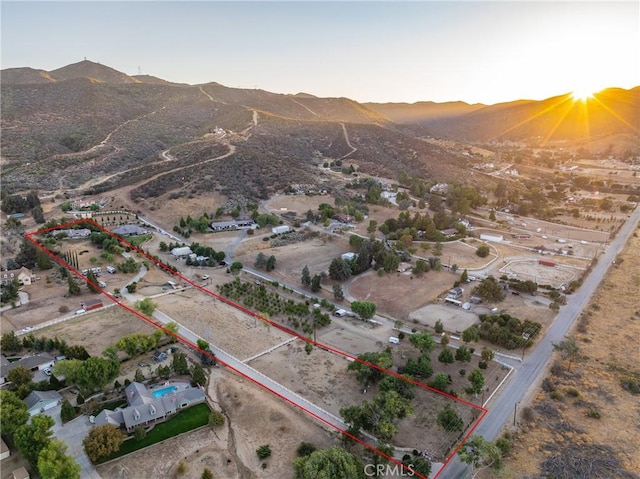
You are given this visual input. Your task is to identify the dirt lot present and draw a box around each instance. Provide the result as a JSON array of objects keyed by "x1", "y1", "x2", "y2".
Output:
[
  {"x1": 348, "y1": 268, "x2": 463, "y2": 320},
  {"x1": 153, "y1": 288, "x2": 293, "y2": 361},
  {"x1": 499, "y1": 226, "x2": 640, "y2": 478},
  {"x1": 97, "y1": 369, "x2": 337, "y2": 479}
]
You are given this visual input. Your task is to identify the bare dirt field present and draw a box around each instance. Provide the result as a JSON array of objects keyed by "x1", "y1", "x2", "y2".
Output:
[
  {"x1": 97, "y1": 369, "x2": 337, "y2": 479},
  {"x1": 24, "y1": 307, "x2": 158, "y2": 358},
  {"x1": 348, "y1": 268, "x2": 459, "y2": 320},
  {"x1": 499, "y1": 226, "x2": 640, "y2": 478},
  {"x1": 153, "y1": 288, "x2": 293, "y2": 361}
]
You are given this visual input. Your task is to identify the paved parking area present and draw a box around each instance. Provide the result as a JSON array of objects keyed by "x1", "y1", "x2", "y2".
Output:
[{"x1": 47, "y1": 405, "x2": 102, "y2": 479}]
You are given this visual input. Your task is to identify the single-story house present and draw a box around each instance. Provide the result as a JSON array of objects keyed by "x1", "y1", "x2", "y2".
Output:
[
  {"x1": 11, "y1": 467, "x2": 29, "y2": 479},
  {"x1": 81, "y1": 298, "x2": 103, "y2": 311},
  {"x1": 112, "y1": 224, "x2": 148, "y2": 236},
  {"x1": 0, "y1": 267, "x2": 33, "y2": 286},
  {"x1": 171, "y1": 247, "x2": 193, "y2": 258},
  {"x1": 1, "y1": 353, "x2": 55, "y2": 385},
  {"x1": 441, "y1": 228, "x2": 459, "y2": 238},
  {"x1": 23, "y1": 390, "x2": 63, "y2": 416},
  {"x1": 210, "y1": 220, "x2": 257, "y2": 232},
  {"x1": 57, "y1": 228, "x2": 92, "y2": 239},
  {"x1": 94, "y1": 381, "x2": 206, "y2": 432},
  {"x1": 1, "y1": 438, "x2": 10, "y2": 460}
]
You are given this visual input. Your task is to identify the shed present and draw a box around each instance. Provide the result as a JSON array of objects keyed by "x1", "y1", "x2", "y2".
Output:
[
  {"x1": 171, "y1": 247, "x2": 193, "y2": 258},
  {"x1": 272, "y1": 225, "x2": 290, "y2": 235},
  {"x1": 82, "y1": 298, "x2": 103, "y2": 311},
  {"x1": 23, "y1": 390, "x2": 62, "y2": 416},
  {"x1": 480, "y1": 234, "x2": 503, "y2": 243},
  {"x1": 341, "y1": 252, "x2": 356, "y2": 261}
]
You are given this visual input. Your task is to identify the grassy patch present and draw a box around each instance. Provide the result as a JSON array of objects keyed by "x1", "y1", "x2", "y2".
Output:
[
  {"x1": 104, "y1": 403, "x2": 210, "y2": 461},
  {"x1": 126, "y1": 234, "x2": 153, "y2": 247}
]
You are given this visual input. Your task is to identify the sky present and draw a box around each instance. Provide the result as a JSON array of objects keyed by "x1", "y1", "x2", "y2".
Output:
[{"x1": 1, "y1": 1, "x2": 639, "y2": 105}]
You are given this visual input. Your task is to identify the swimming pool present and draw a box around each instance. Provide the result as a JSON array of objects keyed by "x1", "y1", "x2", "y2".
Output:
[{"x1": 152, "y1": 385, "x2": 178, "y2": 398}]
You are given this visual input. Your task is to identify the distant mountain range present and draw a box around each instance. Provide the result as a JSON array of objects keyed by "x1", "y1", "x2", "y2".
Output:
[{"x1": 1, "y1": 60, "x2": 638, "y2": 198}]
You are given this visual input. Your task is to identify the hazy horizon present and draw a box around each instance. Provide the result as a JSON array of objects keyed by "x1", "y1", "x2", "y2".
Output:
[{"x1": 1, "y1": 1, "x2": 638, "y2": 105}]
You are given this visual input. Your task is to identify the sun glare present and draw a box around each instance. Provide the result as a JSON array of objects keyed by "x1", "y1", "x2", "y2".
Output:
[{"x1": 571, "y1": 88, "x2": 595, "y2": 102}]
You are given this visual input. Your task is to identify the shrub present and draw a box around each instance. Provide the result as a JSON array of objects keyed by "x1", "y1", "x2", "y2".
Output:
[
  {"x1": 209, "y1": 410, "x2": 225, "y2": 428},
  {"x1": 585, "y1": 408, "x2": 601, "y2": 419},
  {"x1": 296, "y1": 442, "x2": 317, "y2": 457},
  {"x1": 59, "y1": 305, "x2": 70, "y2": 314},
  {"x1": 495, "y1": 436, "x2": 511, "y2": 454},
  {"x1": 566, "y1": 387, "x2": 580, "y2": 398},
  {"x1": 256, "y1": 444, "x2": 272, "y2": 460}
]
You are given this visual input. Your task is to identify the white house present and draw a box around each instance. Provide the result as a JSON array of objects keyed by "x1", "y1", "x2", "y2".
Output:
[{"x1": 23, "y1": 390, "x2": 63, "y2": 416}]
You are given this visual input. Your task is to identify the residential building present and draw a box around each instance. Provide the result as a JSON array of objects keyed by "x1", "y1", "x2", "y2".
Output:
[
  {"x1": 57, "y1": 228, "x2": 92, "y2": 239},
  {"x1": 112, "y1": 224, "x2": 148, "y2": 236},
  {"x1": 94, "y1": 381, "x2": 206, "y2": 432},
  {"x1": 0, "y1": 267, "x2": 32, "y2": 286},
  {"x1": 1, "y1": 353, "x2": 55, "y2": 385},
  {"x1": 11, "y1": 467, "x2": 29, "y2": 479},
  {"x1": 210, "y1": 220, "x2": 257, "y2": 232},
  {"x1": 23, "y1": 390, "x2": 63, "y2": 416}
]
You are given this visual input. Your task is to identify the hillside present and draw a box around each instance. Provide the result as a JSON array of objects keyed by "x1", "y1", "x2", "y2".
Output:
[
  {"x1": 0, "y1": 60, "x2": 467, "y2": 199},
  {"x1": 370, "y1": 88, "x2": 640, "y2": 145}
]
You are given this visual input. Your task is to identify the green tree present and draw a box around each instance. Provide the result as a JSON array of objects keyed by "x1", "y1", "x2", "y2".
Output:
[
  {"x1": 15, "y1": 238, "x2": 38, "y2": 268},
  {"x1": 0, "y1": 390, "x2": 29, "y2": 436},
  {"x1": 433, "y1": 241, "x2": 443, "y2": 257},
  {"x1": 135, "y1": 297, "x2": 156, "y2": 316},
  {"x1": 553, "y1": 336, "x2": 581, "y2": 372},
  {"x1": 460, "y1": 269, "x2": 469, "y2": 283},
  {"x1": 126, "y1": 282, "x2": 137, "y2": 294},
  {"x1": 296, "y1": 442, "x2": 317, "y2": 457},
  {"x1": 437, "y1": 404, "x2": 464, "y2": 432},
  {"x1": 83, "y1": 424, "x2": 126, "y2": 463},
  {"x1": 367, "y1": 220, "x2": 378, "y2": 234},
  {"x1": 293, "y1": 446, "x2": 365, "y2": 479},
  {"x1": 76, "y1": 357, "x2": 120, "y2": 393},
  {"x1": 329, "y1": 258, "x2": 351, "y2": 281},
  {"x1": 481, "y1": 348, "x2": 495, "y2": 362},
  {"x1": 458, "y1": 435, "x2": 504, "y2": 475},
  {"x1": 208, "y1": 410, "x2": 225, "y2": 428},
  {"x1": 36, "y1": 249, "x2": 53, "y2": 270},
  {"x1": 434, "y1": 319, "x2": 444, "y2": 334},
  {"x1": 430, "y1": 373, "x2": 450, "y2": 392},
  {"x1": 332, "y1": 283, "x2": 344, "y2": 301},
  {"x1": 86, "y1": 270, "x2": 100, "y2": 293},
  {"x1": 37, "y1": 440, "x2": 81, "y2": 479},
  {"x1": 350, "y1": 300, "x2": 376, "y2": 320},
  {"x1": 159, "y1": 241, "x2": 168, "y2": 252},
  {"x1": 310, "y1": 274, "x2": 322, "y2": 293},
  {"x1": 455, "y1": 345, "x2": 473, "y2": 363},
  {"x1": 8, "y1": 366, "x2": 33, "y2": 387},
  {"x1": 476, "y1": 244, "x2": 491, "y2": 258},
  {"x1": 413, "y1": 259, "x2": 429, "y2": 276},
  {"x1": 1, "y1": 331, "x2": 22, "y2": 352},
  {"x1": 265, "y1": 255, "x2": 276, "y2": 272},
  {"x1": 347, "y1": 351, "x2": 393, "y2": 384},
  {"x1": 404, "y1": 355, "x2": 433, "y2": 379},
  {"x1": 462, "y1": 326, "x2": 479, "y2": 343},
  {"x1": 134, "y1": 426, "x2": 147, "y2": 441},
  {"x1": 14, "y1": 413, "x2": 55, "y2": 467},
  {"x1": 134, "y1": 369, "x2": 145, "y2": 382},
  {"x1": 254, "y1": 252, "x2": 267, "y2": 269},
  {"x1": 191, "y1": 364, "x2": 207, "y2": 387},
  {"x1": 172, "y1": 352, "x2": 190, "y2": 375},
  {"x1": 229, "y1": 261, "x2": 243, "y2": 273},
  {"x1": 53, "y1": 359, "x2": 82, "y2": 384},
  {"x1": 301, "y1": 265, "x2": 311, "y2": 287},
  {"x1": 256, "y1": 444, "x2": 272, "y2": 460},
  {"x1": 438, "y1": 347, "x2": 455, "y2": 364},
  {"x1": 466, "y1": 369, "x2": 485, "y2": 396},
  {"x1": 472, "y1": 276, "x2": 506, "y2": 303},
  {"x1": 409, "y1": 332, "x2": 436, "y2": 355},
  {"x1": 67, "y1": 275, "x2": 81, "y2": 296},
  {"x1": 165, "y1": 321, "x2": 179, "y2": 343},
  {"x1": 60, "y1": 400, "x2": 76, "y2": 423}
]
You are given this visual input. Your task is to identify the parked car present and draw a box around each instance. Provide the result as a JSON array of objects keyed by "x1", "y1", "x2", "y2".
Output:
[{"x1": 43, "y1": 368, "x2": 52, "y2": 376}]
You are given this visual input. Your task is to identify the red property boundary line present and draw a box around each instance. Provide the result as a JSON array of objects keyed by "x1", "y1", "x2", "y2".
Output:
[{"x1": 26, "y1": 218, "x2": 487, "y2": 478}]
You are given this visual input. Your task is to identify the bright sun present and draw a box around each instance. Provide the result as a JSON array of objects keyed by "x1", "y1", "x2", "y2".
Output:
[{"x1": 571, "y1": 88, "x2": 596, "y2": 102}]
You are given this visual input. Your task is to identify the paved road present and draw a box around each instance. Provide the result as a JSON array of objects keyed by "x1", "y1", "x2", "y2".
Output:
[{"x1": 442, "y1": 205, "x2": 640, "y2": 478}]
